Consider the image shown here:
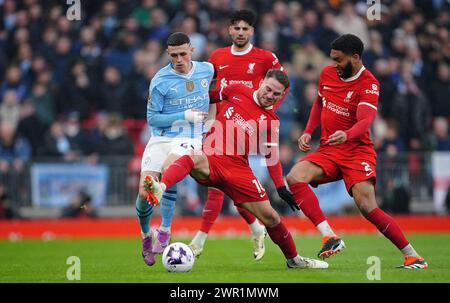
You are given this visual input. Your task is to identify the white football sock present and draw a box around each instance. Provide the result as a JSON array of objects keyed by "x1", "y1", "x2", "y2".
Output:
[
  {"x1": 191, "y1": 231, "x2": 208, "y2": 247},
  {"x1": 249, "y1": 220, "x2": 265, "y2": 236},
  {"x1": 401, "y1": 244, "x2": 419, "y2": 257},
  {"x1": 141, "y1": 230, "x2": 152, "y2": 239},
  {"x1": 316, "y1": 221, "x2": 336, "y2": 237},
  {"x1": 159, "y1": 226, "x2": 170, "y2": 233}
]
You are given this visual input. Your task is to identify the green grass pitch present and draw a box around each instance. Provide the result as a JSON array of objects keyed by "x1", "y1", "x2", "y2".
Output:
[{"x1": 1, "y1": 234, "x2": 449, "y2": 283}]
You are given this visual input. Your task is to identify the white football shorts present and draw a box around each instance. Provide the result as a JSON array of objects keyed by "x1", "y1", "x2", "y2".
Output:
[{"x1": 141, "y1": 136, "x2": 202, "y2": 172}]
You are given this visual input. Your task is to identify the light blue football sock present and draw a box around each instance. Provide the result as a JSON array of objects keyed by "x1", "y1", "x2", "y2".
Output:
[
  {"x1": 160, "y1": 184, "x2": 177, "y2": 230},
  {"x1": 135, "y1": 195, "x2": 153, "y2": 234}
]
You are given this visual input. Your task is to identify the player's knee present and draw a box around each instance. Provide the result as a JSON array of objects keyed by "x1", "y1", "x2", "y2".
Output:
[
  {"x1": 352, "y1": 185, "x2": 377, "y2": 215},
  {"x1": 286, "y1": 169, "x2": 309, "y2": 185},
  {"x1": 260, "y1": 210, "x2": 280, "y2": 228},
  {"x1": 138, "y1": 190, "x2": 148, "y2": 202}
]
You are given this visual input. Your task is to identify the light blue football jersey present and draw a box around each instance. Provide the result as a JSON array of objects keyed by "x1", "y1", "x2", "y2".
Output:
[{"x1": 147, "y1": 61, "x2": 214, "y2": 138}]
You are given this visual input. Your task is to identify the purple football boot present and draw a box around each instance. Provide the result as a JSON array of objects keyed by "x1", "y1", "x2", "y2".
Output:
[
  {"x1": 152, "y1": 229, "x2": 171, "y2": 254},
  {"x1": 142, "y1": 235, "x2": 155, "y2": 266}
]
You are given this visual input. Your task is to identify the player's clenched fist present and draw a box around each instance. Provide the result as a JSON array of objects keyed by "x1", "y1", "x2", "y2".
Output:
[{"x1": 298, "y1": 133, "x2": 312, "y2": 152}]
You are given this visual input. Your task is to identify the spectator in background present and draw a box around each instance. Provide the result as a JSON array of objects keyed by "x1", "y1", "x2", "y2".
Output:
[
  {"x1": 278, "y1": 17, "x2": 305, "y2": 62},
  {"x1": 0, "y1": 120, "x2": 31, "y2": 174},
  {"x1": 334, "y1": 1, "x2": 370, "y2": 48},
  {"x1": 296, "y1": 82, "x2": 319, "y2": 130},
  {"x1": 57, "y1": 60, "x2": 94, "y2": 121},
  {"x1": 181, "y1": 17, "x2": 207, "y2": 60},
  {"x1": 99, "y1": 65, "x2": 128, "y2": 114},
  {"x1": 429, "y1": 62, "x2": 450, "y2": 117},
  {"x1": 61, "y1": 190, "x2": 98, "y2": 218},
  {"x1": 381, "y1": 179, "x2": 411, "y2": 214},
  {"x1": 373, "y1": 59, "x2": 397, "y2": 118},
  {"x1": 147, "y1": 8, "x2": 170, "y2": 43},
  {"x1": 77, "y1": 26, "x2": 103, "y2": 84},
  {"x1": 95, "y1": 112, "x2": 134, "y2": 157},
  {"x1": 103, "y1": 30, "x2": 137, "y2": 77},
  {"x1": 49, "y1": 36, "x2": 75, "y2": 85},
  {"x1": 363, "y1": 30, "x2": 390, "y2": 70},
  {"x1": 27, "y1": 3, "x2": 45, "y2": 48},
  {"x1": 28, "y1": 55, "x2": 48, "y2": 85},
  {"x1": 171, "y1": 0, "x2": 210, "y2": 34},
  {"x1": 379, "y1": 123, "x2": 407, "y2": 152},
  {"x1": 131, "y1": 0, "x2": 157, "y2": 29},
  {"x1": 430, "y1": 117, "x2": 450, "y2": 151},
  {"x1": 0, "y1": 183, "x2": 21, "y2": 219},
  {"x1": 0, "y1": 90, "x2": 21, "y2": 126},
  {"x1": 292, "y1": 36, "x2": 327, "y2": 81},
  {"x1": 16, "y1": 101, "x2": 48, "y2": 157},
  {"x1": 27, "y1": 83, "x2": 55, "y2": 127},
  {"x1": 99, "y1": 1, "x2": 119, "y2": 41},
  {"x1": 257, "y1": 12, "x2": 279, "y2": 51},
  {"x1": 126, "y1": 47, "x2": 158, "y2": 119},
  {"x1": 42, "y1": 120, "x2": 79, "y2": 161},
  {"x1": 315, "y1": 12, "x2": 340, "y2": 55},
  {"x1": 1, "y1": 0, "x2": 18, "y2": 31},
  {"x1": 392, "y1": 63, "x2": 431, "y2": 144},
  {"x1": 36, "y1": 27, "x2": 58, "y2": 62},
  {"x1": 63, "y1": 112, "x2": 92, "y2": 156},
  {"x1": 272, "y1": 1, "x2": 291, "y2": 45},
  {"x1": 0, "y1": 66, "x2": 28, "y2": 102},
  {"x1": 15, "y1": 44, "x2": 33, "y2": 82}
]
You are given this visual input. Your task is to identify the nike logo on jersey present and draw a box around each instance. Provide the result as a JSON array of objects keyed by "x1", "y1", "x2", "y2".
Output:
[
  {"x1": 260, "y1": 192, "x2": 266, "y2": 198},
  {"x1": 219, "y1": 65, "x2": 229, "y2": 70},
  {"x1": 323, "y1": 86, "x2": 332, "y2": 90},
  {"x1": 232, "y1": 96, "x2": 242, "y2": 101},
  {"x1": 170, "y1": 87, "x2": 178, "y2": 92}
]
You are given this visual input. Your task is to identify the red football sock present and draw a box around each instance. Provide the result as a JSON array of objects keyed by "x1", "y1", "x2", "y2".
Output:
[
  {"x1": 200, "y1": 188, "x2": 224, "y2": 233},
  {"x1": 236, "y1": 206, "x2": 257, "y2": 225},
  {"x1": 289, "y1": 182, "x2": 327, "y2": 226},
  {"x1": 266, "y1": 222, "x2": 298, "y2": 259},
  {"x1": 366, "y1": 208, "x2": 409, "y2": 250},
  {"x1": 160, "y1": 155, "x2": 194, "y2": 190}
]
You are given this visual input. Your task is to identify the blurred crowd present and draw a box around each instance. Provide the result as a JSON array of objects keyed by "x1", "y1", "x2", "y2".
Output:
[{"x1": 1, "y1": 0, "x2": 450, "y2": 215}]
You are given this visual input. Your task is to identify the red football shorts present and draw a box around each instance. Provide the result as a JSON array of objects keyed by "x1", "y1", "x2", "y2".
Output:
[
  {"x1": 194, "y1": 155, "x2": 268, "y2": 204},
  {"x1": 300, "y1": 144, "x2": 377, "y2": 195}
]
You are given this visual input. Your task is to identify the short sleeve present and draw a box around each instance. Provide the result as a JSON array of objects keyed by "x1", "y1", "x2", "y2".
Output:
[
  {"x1": 265, "y1": 51, "x2": 284, "y2": 72},
  {"x1": 358, "y1": 80, "x2": 379, "y2": 111}
]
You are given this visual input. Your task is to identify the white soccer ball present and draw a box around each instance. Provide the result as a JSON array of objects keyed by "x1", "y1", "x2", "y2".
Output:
[{"x1": 162, "y1": 242, "x2": 195, "y2": 272}]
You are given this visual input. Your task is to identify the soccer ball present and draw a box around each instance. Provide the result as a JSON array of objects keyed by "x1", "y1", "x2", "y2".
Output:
[{"x1": 162, "y1": 242, "x2": 195, "y2": 272}]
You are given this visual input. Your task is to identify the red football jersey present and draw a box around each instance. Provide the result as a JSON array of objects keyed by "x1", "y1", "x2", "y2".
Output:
[
  {"x1": 208, "y1": 44, "x2": 286, "y2": 111},
  {"x1": 209, "y1": 44, "x2": 283, "y2": 89},
  {"x1": 203, "y1": 84, "x2": 280, "y2": 165},
  {"x1": 318, "y1": 65, "x2": 379, "y2": 147}
]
